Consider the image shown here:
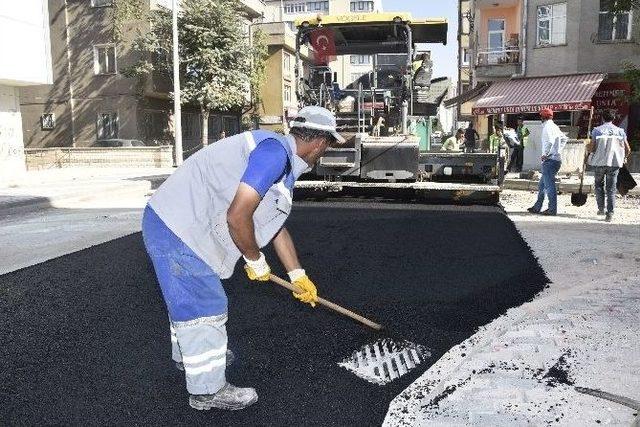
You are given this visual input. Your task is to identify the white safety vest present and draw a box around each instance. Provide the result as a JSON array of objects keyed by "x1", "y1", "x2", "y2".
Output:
[
  {"x1": 588, "y1": 123, "x2": 627, "y2": 168},
  {"x1": 149, "y1": 130, "x2": 307, "y2": 279}
]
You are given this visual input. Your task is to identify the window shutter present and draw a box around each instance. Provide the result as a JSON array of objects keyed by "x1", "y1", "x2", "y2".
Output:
[{"x1": 551, "y1": 3, "x2": 567, "y2": 44}]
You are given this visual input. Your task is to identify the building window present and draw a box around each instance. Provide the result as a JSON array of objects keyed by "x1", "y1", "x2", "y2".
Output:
[
  {"x1": 41, "y1": 114, "x2": 56, "y2": 130},
  {"x1": 143, "y1": 110, "x2": 170, "y2": 141},
  {"x1": 284, "y1": 2, "x2": 305, "y2": 14},
  {"x1": 223, "y1": 116, "x2": 239, "y2": 136},
  {"x1": 284, "y1": 1, "x2": 327, "y2": 14},
  {"x1": 598, "y1": 0, "x2": 633, "y2": 41},
  {"x1": 537, "y1": 3, "x2": 567, "y2": 46},
  {"x1": 96, "y1": 112, "x2": 118, "y2": 140},
  {"x1": 182, "y1": 113, "x2": 199, "y2": 139},
  {"x1": 283, "y1": 52, "x2": 293, "y2": 74},
  {"x1": 93, "y1": 44, "x2": 117, "y2": 75},
  {"x1": 91, "y1": 0, "x2": 113, "y2": 7},
  {"x1": 350, "y1": 1, "x2": 374, "y2": 12},
  {"x1": 461, "y1": 48, "x2": 470, "y2": 66},
  {"x1": 350, "y1": 72, "x2": 368, "y2": 83},
  {"x1": 285, "y1": 21, "x2": 297, "y2": 32},
  {"x1": 306, "y1": 1, "x2": 329, "y2": 12},
  {"x1": 350, "y1": 54, "x2": 371, "y2": 65},
  {"x1": 284, "y1": 84, "x2": 292, "y2": 103},
  {"x1": 208, "y1": 115, "x2": 223, "y2": 140}
]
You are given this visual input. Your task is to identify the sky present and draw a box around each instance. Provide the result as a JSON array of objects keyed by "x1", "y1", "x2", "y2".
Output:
[{"x1": 382, "y1": 0, "x2": 459, "y2": 83}]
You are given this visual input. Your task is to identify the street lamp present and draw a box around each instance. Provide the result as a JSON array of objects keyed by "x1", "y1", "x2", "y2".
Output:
[{"x1": 172, "y1": 0, "x2": 183, "y2": 166}]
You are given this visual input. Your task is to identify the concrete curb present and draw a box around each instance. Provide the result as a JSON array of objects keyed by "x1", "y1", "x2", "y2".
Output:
[{"x1": 503, "y1": 178, "x2": 640, "y2": 195}]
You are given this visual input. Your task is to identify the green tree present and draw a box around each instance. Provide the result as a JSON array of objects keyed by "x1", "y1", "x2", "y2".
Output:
[
  {"x1": 247, "y1": 27, "x2": 268, "y2": 125},
  {"x1": 124, "y1": 0, "x2": 266, "y2": 147},
  {"x1": 110, "y1": 0, "x2": 147, "y2": 43},
  {"x1": 601, "y1": 0, "x2": 639, "y2": 12},
  {"x1": 622, "y1": 61, "x2": 640, "y2": 104}
]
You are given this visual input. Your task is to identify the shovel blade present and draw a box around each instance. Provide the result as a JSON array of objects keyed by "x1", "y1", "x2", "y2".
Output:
[{"x1": 571, "y1": 192, "x2": 588, "y2": 206}]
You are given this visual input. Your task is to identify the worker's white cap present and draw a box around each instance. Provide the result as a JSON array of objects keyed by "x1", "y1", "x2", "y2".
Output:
[{"x1": 290, "y1": 106, "x2": 345, "y2": 143}]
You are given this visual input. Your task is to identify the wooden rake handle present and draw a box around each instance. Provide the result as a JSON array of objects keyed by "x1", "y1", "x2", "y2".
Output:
[{"x1": 268, "y1": 274, "x2": 383, "y2": 331}]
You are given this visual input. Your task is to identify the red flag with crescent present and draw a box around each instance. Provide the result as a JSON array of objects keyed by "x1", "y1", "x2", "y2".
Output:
[{"x1": 310, "y1": 28, "x2": 336, "y2": 65}]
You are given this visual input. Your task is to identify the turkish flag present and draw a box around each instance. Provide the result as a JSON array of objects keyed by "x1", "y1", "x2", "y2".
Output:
[{"x1": 310, "y1": 28, "x2": 337, "y2": 65}]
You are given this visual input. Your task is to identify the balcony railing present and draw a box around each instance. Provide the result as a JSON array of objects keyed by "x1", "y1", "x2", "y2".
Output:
[{"x1": 476, "y1": 45, "x2": 522, "y2": 66}]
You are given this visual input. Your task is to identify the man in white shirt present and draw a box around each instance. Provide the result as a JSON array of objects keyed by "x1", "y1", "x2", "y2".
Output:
[
  {"x1": 528, "y1": 108, "x2": 568, "y2": 216},
  {"x1": 588, "y1": 109, "x2": 631, "y2": 221}
]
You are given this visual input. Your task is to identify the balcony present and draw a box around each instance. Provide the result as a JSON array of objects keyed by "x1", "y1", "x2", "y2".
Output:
[
  {"x1": 240, "y1": 0, "x2": 266, "y2": 19},
  {"x1": 475, "y1": 44, "x2": 522, "y2": 79}
]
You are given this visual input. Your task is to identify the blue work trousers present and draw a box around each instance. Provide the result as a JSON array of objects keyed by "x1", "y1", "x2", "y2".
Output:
[
  {"x1": 593, "y1": 166, "x2": 619, "y2": 214},
  {"x1": 533, "y1": 159, "x2": 562, "y2": 214},
  {"x1": 142, "y1": 205, "x2": 229, "y2": 395}
]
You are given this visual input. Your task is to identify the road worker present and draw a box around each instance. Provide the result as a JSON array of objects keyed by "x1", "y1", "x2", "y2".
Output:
[{"x1": 141, "y1": 106, "x2": 344, "y2": 411}]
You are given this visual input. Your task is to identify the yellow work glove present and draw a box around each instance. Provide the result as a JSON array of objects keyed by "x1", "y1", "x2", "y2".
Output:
[
  {"x1": 288, "y1": 269, "x2": 318, "y2": 308},
  {"x1": 243, "y1": 252, "x2": 271, "y2": 281}
]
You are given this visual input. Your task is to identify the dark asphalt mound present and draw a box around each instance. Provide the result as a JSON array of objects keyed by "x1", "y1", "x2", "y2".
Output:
[{"x1": 0, "y1": 202, "x2": 548, "y2": 426}]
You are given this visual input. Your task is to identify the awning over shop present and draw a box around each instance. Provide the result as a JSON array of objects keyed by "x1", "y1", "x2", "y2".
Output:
[
  {"x1": 472, "y1": 73, "x2": 605, "y2": 115},
  {"x1": 443, "y1": 82, "x2": 490, "y2": 108}
]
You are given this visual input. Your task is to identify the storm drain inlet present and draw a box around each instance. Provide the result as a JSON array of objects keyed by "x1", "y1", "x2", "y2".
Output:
[{"x1": 338, "y1": 338, "x2": 431, "y2": 385}]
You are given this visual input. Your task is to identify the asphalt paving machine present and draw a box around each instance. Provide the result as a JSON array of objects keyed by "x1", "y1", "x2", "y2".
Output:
[{"x1": 293, "y1": 13, "x2": 502, "y2": 201}]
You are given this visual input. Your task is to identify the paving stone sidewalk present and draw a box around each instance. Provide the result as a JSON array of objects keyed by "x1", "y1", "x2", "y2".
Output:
[{"x1": 385, "y1": 207, "x2": 640, "y2": 426}]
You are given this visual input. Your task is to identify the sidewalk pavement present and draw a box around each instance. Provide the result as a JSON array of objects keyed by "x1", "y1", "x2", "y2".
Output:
[
  {"x1": 0, "y1": 168, "x2": 173, "y2": 216},
  {"x1": 384, "y1": 191, "x2": 640, "y2": 426},
  {"x1": 503, "y1": 172, "x2": 640, "y2": 196}
]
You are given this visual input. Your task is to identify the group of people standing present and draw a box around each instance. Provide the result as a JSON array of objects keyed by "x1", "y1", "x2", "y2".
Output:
[
  {"x1": 441, "y1": 109, "x2": 631, "y2": 219},
  {"x1": 442, "y1": 118, "x2": 530, "y2": 173}
]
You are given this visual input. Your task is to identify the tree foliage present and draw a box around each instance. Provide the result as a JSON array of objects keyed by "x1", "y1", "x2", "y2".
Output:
[
  {"x1": 110, "y1": 0, "x2": 147, "y2": 43},
  {"x1": 122, "y1": 0, "x2": 267, "y2": 144},
  {"x1": 601, "y1": 0, "x2": 639, "y2": 12},
  {"x1": 621, "y1": 60, "x2": 640, "y2": 104},
  {"x1": 247, "y1": 28, "x2": 268, "y2": 117}
]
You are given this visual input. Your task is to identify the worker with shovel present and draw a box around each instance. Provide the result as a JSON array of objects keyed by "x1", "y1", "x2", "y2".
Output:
[
  {"x1": 141, "y1": 106, "x2": 343, "y2": 411},
  {"x1": 588, "y1": 109, "x2": 631, "y2": 222}
]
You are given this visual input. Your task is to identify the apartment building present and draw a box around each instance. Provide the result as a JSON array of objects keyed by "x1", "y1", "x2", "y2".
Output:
[
  {"x1": 252, "y1": 21, "x2": 312, "y2": 130},
  {"x1": 457, "y1": 0, "x2": 472, "y2": 119},
  {"x1": 0, "y1": 1, "x2": 53, "y2": 180},
  {"x1": 452, "y1": 0, "x2": 639, "y2": 148},
  {"x1": 264, "y1": 0, "x2": 383, "y2": 90},
  {"x1": 19, "y1": 0, "x2": 263, "y2": 150}
]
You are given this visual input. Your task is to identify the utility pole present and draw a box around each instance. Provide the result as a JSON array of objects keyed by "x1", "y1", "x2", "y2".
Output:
[{"x1": 172, "y1": 0, "x2": 183, "y2": 166}]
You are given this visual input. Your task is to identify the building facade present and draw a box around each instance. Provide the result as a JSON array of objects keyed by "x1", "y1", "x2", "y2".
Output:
[
  {"x1": 455, "y1": 0, "x2": 640, "y2": 147},
  {"x1": 263, "y1": 0, "x2": 383, "y2": 90},
  {"x1": 0, "y1": 0, "x2": 53, "y2": 180},
  {"x1": 457, "y1": 0, "x2": 472, "y2": 119},
  {"x1": 253, "y1": 21, "x2": 311, "y2": 130},
  {"x1": 19, "y1": 0, "x2": 263, "y2": 151}
]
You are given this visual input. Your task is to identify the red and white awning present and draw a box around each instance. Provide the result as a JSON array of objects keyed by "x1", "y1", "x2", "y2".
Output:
[{"x1": 472, "y1": 73, "x2": 605, "y2": 115}]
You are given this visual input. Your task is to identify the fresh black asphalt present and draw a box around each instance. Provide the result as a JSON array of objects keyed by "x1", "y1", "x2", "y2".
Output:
[{"x1": 0, "y1": 202, "x2": 548, "y2": 426}]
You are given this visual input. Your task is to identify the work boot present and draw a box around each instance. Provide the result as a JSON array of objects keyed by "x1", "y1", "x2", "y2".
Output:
[
  {"x1": 527, "y1": 207, "x2": 540, "y2": 214},
  {"x1": 597, "y1": 209, "x2": 605, "y2": 216},
  {"x1": 540, "y1": 210, "x2": 556, "y2": 216},
  {"x1": 175, "y1": 349, "x2": 235, "y2": 371},
  {"x1": 189, "y1": 383, "x2": 258, "y2": 411},
  {"x1": 605, "y1": 212, "x2": 613, "y2": 222}
]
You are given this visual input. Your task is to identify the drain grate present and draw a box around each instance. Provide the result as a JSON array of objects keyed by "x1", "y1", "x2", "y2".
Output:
[{"x1": 338, "y1": 338, "x2": 431, "y2": 385}]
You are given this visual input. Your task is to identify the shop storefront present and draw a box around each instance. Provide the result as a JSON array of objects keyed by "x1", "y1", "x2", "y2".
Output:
[{"x1": 471, "y1": 73, "x2": 608, "y2": 172}]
